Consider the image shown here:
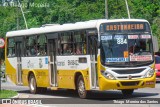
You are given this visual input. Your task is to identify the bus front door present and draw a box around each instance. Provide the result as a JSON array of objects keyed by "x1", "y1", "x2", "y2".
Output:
[
  {"x1": 48, "y1": 39, "x2": 58, "y2": 87},
  {"x1": 16, "y1": 41, "x2": 23, "y2": 85},
  {"x1": 88, "y1": 34, "x2": 98, "y2": 89}
]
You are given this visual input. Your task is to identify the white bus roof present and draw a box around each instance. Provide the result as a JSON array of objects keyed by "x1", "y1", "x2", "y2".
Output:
[{"x1": 6, "y1": 19, "x2": 149, "y2": 37}]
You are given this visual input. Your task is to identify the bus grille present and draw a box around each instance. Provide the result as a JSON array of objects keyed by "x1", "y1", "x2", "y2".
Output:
[
  {"x1": 113, "y1": 68, "x2": 145, "y2": 74},
  {"x1": 117, "y1": 76, "x2": 141, "y2": 79},
  {"x1": 121, "y1": 81, "x2": 139, "y2": 86}
]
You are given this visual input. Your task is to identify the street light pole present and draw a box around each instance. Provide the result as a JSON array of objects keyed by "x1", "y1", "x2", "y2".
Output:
[
  {"x1": 125, "y1": 0, "x2": 130, "y2": 19},
  {"x1": 105, "y1": 0, "x2": 108, "y2": 19},
  {"x1": 17, "y1": 0, "x2": 28, "y2": 29}
]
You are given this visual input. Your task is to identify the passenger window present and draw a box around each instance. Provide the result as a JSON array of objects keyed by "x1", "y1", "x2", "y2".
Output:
[
  {"x1": 7, "y1": 38, "x2": 15, "y2": 57},
  {"x1": 26, "y1": 36, "x2": 37, "y2": 56},
  {"x1": 37, "y1": 35, "x2": 47, "y2": 56},
  {"x1": 61, "y1": 32, "x2": 72, "y2": 43},
  {"x1": 74, "y1": 31, "x2": 87, "y2": 55},
  {"x1": 60, "y1": 32, "x2": 74, "y2": 55},
  {"x1": 59, "y1": 31, "x2": 87, "y2": 55}
]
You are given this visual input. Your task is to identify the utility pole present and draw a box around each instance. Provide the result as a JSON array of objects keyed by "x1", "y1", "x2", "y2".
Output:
[
  {"x1": 125, "y1": 0, "x2": 130, "y2": 19},
  {"x1": 17, "y1": 0, "x2": 28, "y2": 29},
  {"x1": 105, "y1": 0, "x2": 108, "y2": 19},
  {"x1": 17, "y1": 5, "x2": 19, "y2": 30}
]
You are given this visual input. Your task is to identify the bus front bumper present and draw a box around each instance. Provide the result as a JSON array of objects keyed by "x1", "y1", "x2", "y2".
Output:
[{"x1": 98, "y1": 74, "x2": 156, "y2": 90}]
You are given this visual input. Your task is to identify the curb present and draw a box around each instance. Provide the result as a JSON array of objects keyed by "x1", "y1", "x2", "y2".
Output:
[
  {"x1": 18, "y1": 93, "x2": 30, "y2": 98},
  {"x1": 11, "y1": 93, "x2": 19, "y2": 98}
]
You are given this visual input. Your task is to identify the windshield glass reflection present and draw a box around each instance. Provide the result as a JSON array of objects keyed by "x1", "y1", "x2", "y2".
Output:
[{"x1": 101, "y1": 34, "x2": 153, "y2": 67}]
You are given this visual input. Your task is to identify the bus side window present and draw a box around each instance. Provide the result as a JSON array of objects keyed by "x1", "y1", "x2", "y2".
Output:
[
  {"x1": 37, "y1": 35, "x2": 47, "y2": 56},
  {"x1": 75, "y1": 44, "x2": 82, "y2": 54},
  {"x1": 59, "y1": 31, "x2": 86, "y2": 55},
  {"x1": 57, "y1": 35, "x2": 61, "y2": 55},
  {"x1": 26, "y1": 46, "x2": 31, "y2": 56},
  {"x1": 7, "y1": 38, "x2": 15, "y2": 57},
  {"x1": 74, "y1": 31, "x2": 87, "y2": 55},
  {"x1": 26, "y1": 36, "x2": 37, "y2": 56},
  {"x1": 81, "y1": 31, "x2": 87, "y2": 54},
  {"x1": 61, "y1": 32, "x2": 73, "y2": 55}
]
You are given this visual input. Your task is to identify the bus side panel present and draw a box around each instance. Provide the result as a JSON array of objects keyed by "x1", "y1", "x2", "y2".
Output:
[
  {"x1": 79, "y1": 69, "x2": 90, "y2": 90},
  {"x1": 21, "y1": 57, "x2": 50, "y2": 87},
  {"x1": 22, "y1": 69, "x2": 50, "y2": 87},
  {"x1": 5, "y1": 58, "x2": 17, "y2": 84},
  {"x1": 57, "y1": 69, "x2": 90, "y2": 90},
  {"x1": 34, "y1": 69, "x2": 50, "y2": 87},
  {"x1": 57, "y1": 56, "x2": 90, "y2": 90},
  {"x1": 57, "y1": 70, "x2": 76, "y2": 89},
  {"x1": 21, "y1": 69, "x2": 29, "y2": 86}
]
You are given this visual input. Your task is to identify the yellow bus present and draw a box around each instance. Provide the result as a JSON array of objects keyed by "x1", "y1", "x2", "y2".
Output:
[{"x1": 5, "y1": 19, "x2": 158, "y2": 98}]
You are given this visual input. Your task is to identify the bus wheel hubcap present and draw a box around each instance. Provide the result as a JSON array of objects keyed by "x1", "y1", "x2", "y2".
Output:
[
  {"x1": 30, "y1": 78, "x2": 35, "y2": 91},
  {"x1": 78, "y1": 80, "x2": 85, "y2": 95}
]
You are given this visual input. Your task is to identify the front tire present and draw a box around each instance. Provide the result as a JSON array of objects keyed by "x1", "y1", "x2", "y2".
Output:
[
  {"x1": 121, "y1": 89, "x2": 134, "y2": 96},
  {"x1": 77, "y1": 75, "x2": 88, "y2": 99}
]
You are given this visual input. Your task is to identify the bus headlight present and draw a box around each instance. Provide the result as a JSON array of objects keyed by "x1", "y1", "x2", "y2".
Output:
[
  {"x1": 101, "y1": 71, "x2": 116, "y2": 80},
  {"x1": 144, "y1": 68, "x2": 154, "y2": 78}
]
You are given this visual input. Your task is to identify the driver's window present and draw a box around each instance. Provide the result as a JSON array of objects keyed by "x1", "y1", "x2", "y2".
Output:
[{"x1": 128, "y1": 35, "x2": 152, "y2": 55}]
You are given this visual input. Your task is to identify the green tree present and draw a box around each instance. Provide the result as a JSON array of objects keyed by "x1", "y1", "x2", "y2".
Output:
[{"x1": 0, "y1": 0, "x2": 160, "y2": 47}]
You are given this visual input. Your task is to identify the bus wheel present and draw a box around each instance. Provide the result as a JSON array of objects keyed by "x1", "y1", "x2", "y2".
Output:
[
  {"x1": 77, "y1": 75, "x2": 88, "y2": 99},
  {"x1": 121, "y1": 89, "x2": 134, "y2": 96},
  {"x1": 29, "y1": 74, "x2": 39, "y2": 94}
]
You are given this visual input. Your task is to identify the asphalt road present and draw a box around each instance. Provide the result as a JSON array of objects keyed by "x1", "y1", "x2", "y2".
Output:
[{"x1": 1, "y1": 77, "x2": 160, "y2": 107}]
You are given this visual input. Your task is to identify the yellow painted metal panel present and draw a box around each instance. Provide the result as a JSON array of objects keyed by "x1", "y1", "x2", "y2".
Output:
[
  {"x1": 57, "y1": 69, "x2": 90, "y2": 90},
  {"x1": 98, "y1": 54, "x2": 156, "y2": 91},
  {"x1": 5, "y1": 58, "x2": 17, "y2": 84},
  {"x1": 26, "y1": 69, "x2": 50, "y2": 87},
  {"x1": 99, "y1": 73, "x2": 156, "y2": 90}
]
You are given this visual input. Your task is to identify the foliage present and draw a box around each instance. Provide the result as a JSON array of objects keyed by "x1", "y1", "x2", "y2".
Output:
[{"x1": 0, "y1": 0, "x2": 159, "y2": 43}]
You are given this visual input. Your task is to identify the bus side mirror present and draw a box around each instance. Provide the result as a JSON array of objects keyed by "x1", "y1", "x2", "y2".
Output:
[{"x1": 152, "y1": 36, "x2": 159, "y2": 52}]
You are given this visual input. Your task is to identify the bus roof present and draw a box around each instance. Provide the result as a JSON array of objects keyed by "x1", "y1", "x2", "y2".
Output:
[{"x1": 6, "y1": 19, "x2": 149, "y2": 37}]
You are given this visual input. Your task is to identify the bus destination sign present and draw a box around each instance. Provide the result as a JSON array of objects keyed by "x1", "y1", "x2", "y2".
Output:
[
  {"x1": 101, "y1": 22, "x2": 149, "y2": 33},
  {"x1": 106, "y1": 23, "x2": 144, "y2": 31}
]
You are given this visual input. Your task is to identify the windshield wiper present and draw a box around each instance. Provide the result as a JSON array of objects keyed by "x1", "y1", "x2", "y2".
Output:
[
  {"x1": 129, "y1": 60, "x2": 153, "y2": 66},
  {"x1": 135, "y1": 51, "x2": 151, "y2": 55}
]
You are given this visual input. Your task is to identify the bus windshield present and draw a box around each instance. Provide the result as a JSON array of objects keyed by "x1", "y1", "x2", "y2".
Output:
[{"x1": 100, "y1": 34, "x2": 153, "y2": 67}]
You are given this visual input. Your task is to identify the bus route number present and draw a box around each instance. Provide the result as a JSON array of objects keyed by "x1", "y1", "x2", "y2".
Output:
[
  {"x1": 68, "y1": 60, "x2": 79, "y2": 66},
  {"x1": 117, "y1": 38, "x2": 127, "y2": 44}
]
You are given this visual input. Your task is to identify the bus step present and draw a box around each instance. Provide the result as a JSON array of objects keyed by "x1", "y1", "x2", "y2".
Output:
[{"x1": 50, "y1": 87, "x2": 58, "y2": 90}]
